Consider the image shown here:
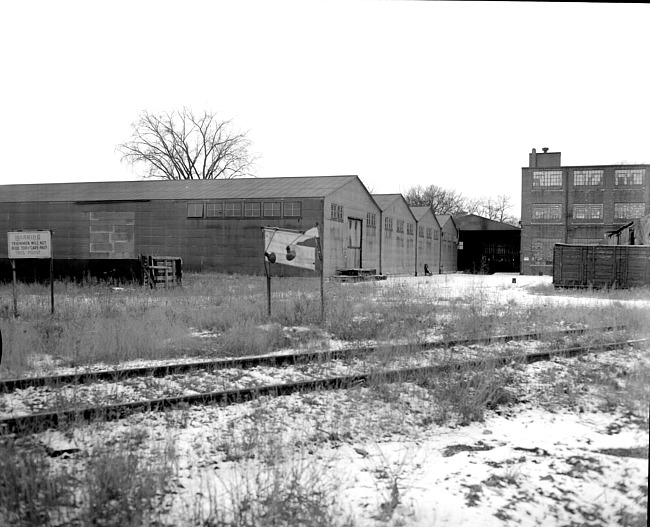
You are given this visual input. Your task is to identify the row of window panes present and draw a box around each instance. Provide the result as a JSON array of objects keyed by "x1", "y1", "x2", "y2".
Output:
[
  {"x1": 384, "y1": 217, "x2": 393, "y2": 231},
  {"x1": 532, "y1": 171, "x2": 562, "y2": 187},
  {"x1": 367, "y1": 212, "x2": 376, "y2": 227},
  {"x1": 614, "y1": 202, "x2": 646, "y2": 219},
  {"x1": 573, "y1": 204, "x2": 603, "y2": 219},
  {"x1": 406, "y1": 223, "x2": 414, "y2": 236},
  {"x1": 532, "y1": 202, "x2": 646, "y2": 220},
  {"x1": 536, "y1": 168, "x2": 646, "y2": 188},
  {"x1": 574, "y1": 170, "x2": 603, "y2": 186},
  {"x1": 532, "y1": 204, "x2": 562, "y2": 220},
  {"x1": 396, "y1": 219, "x2": 404, "y2": 233},
  {"x1": 330, "y1": 203, "x2": 344, "y2": 222},
  {"x1": 615, "y1": 169, "x2": 645, "y2": 186},
  {"x1": 188, "y1": 201, "x2": 301, "y2": 219}
]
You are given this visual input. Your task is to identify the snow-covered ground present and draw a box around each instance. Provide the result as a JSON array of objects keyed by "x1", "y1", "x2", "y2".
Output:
[{"x1": 2, "y1": 274, "x2": 648, "y2": 526}]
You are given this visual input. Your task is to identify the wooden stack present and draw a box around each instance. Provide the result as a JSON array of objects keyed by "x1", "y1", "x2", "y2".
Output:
[{"x1": 140, "y1": 255, "x2": 182, "y2": 288}]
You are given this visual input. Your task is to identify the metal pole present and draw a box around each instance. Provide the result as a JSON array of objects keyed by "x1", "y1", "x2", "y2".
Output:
[
  {"x1": 11, "y1": 259, "x2": 17, "y2": 317},
  {"x1": 317, "y1": 223, "x2": 324, "y2": 321},
  {"x1": 50, "y1": 255, "x2": 54, "y2": 314},
  {"x1": 265, "y1": 261, "x2": 271, "y2": 317}
]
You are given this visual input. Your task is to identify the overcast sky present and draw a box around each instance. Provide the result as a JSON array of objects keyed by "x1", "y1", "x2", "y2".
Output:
[{"x1": 1, "y1": 1, "x2": 648, "y2": 217}]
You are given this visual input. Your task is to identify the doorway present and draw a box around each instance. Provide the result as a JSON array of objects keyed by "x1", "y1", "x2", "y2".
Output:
[{"x1": 347, "y1": 218, "x2": 363, "y2": 269}]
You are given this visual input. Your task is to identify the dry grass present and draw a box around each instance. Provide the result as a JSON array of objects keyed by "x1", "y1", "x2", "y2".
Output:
[{"x1": 1, "y1": 273, "x2": 649, "y2": 526}]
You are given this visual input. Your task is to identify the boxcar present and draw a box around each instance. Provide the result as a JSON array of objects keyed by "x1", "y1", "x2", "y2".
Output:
[{"x1": 553, "y1": 243, "x2": 650, "y2": 288}]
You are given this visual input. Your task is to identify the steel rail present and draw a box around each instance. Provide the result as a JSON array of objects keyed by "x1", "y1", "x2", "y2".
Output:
[
  {"x1": 0, "y1": 325, "x2": 628, "y2": 393},
  {"x1": 1, "y1": 337, "x2": 647, "y2": 438}
]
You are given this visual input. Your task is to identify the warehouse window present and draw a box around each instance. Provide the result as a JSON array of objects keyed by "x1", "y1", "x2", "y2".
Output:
[
  {"x1": 384, "y1": 217, "x2": 393, "y2": 231},
  {"x1": 532, "y1": 170, "x2": 562, "y2": 188},
  {"x1": 573, "y1": 204, "x2": 603, "y2": 220},
  {"x1": 330, "y1": 203, "x2": 343, "y2": 222},
  {"x1": 532, "y1": 204, "x2": 562, "y2": 221},
  {"x1": 187, "y1": 203, "x2": 204, "y2": 218},
  {"x1": 433, "y1": 230, "x2": 439, "y2": 240},
  {"x1": 531, "y1": 238, "x2": 560, "y2": 266},
  {"x1": 396, "y1": 219, "x2": 404, "y2": 233},
  {"x1": 573, "y1": 170, "x2": 603, "y2": 186},
  {"x1": 206, "y1": 202, "x2": 224, "y2": 218},
  {"x1": 426, "y1": 227, "x2": 432, "y2": 239},
  {"x1": 367, "y1": 212, "x2": 376, "y2": 228},
  {"x1": 615, "y1": 169, "x2": 645, "y2": 186},
  {"x1": 284, "y1": 201, "x2": 302, "y2": 217},
  {"x1": 614, "y1": 202, "x2": 646, "y2": 219},
  {"x1": 225, "y1": 202, "x2": 242, "y2": 218},
  {"x1": 406, "y1": 223, "x2": 414, "y2": 236},
  {"x1": 418, "y1": 226, "x2": 424, "y2": 238},
  {"x1": 263, "y1": 202, "x2": 281, "y2": 217},
  {"x1": 244, "y1": 202, "x2": 261, "y2": 217}
]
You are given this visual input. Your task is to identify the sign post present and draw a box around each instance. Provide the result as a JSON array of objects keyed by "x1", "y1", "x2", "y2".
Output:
[{"x1": 7, "y1": 230, "x2": 54, "y2": 316}]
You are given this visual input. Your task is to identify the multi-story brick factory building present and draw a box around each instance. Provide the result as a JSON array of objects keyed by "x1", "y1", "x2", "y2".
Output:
[{"x1": 521, "y1": 148, "x2": 649, "y2": 275}]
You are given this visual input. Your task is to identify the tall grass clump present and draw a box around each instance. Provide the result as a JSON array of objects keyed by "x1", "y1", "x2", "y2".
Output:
[
  {"x1": 417, "y1": 360, "x2": 519, "y2": 425},
  {"x1": 0, "y1": 437, "x2": 76, "y2": 526},
  {"x1": 199, "y1": 455, "x2": 351, "y2": 527},
  {"x1": 0, "y1": 427, "x2": 177, "y2": 527}
]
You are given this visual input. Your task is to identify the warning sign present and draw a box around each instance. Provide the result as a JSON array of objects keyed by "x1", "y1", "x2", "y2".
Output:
[{"x1": 8, "y1": 231, "x2": 52, "y2": 259}]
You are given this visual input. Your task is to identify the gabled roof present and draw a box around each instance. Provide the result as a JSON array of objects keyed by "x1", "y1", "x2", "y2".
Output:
[
  {"x1": 371, "y1": 194, "x2": 417, "y2": 221},
  {"x1": 371, "y1": 194, "x2": 403, "y2": 210},
  {"x1": 0, "y1": 176, "x2": 361, "y2": 203},
  {"x1": 435, "y1": 214, "x2": 457, "y2": 231},
  {"x1": 454, "y1": 214, "x2": 520, "y2": 231},
  {"x1": 409, "y1": 206, "x2": 441, "y2": 227}
]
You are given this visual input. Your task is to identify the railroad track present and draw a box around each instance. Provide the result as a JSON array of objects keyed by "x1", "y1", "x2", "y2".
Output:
[
  {"x1": 0, "y1": 325, "x2": 627, "y2": 393},
  {"x1": 1, "y1": 333, "x2": 646, "y2": 437}
]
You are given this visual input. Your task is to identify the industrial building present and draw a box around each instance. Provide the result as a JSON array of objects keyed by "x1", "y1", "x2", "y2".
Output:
[
  {"x1": 371, "y1": 194, "x2": 417, "y2": 276},
  {"x1": 0, "y1": 177, "x2": 458, "y2": 281},
  {"x1": 409, "y1": 206, "x2": 441, "y2": 275},
  {"x1": 0, "y1": 176, "x2": 383, "y2": 280},
  {"x1": 436, "y1": 215, "x2": 458, "y2": 273},
  {"x1": 454, "y1": 214, "x2": 520, "y2": 274},
  {"x1": 521, "y1": 148, "x2": 650, "y2": 275}
]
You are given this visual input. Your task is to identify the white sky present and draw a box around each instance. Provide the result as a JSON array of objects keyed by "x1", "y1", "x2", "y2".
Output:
[{"x1": 1, "y1": 1, "x2": 649, "y2": 217}]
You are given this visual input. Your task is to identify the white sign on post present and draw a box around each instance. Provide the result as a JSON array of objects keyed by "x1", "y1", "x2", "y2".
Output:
[{"x1": 8, "y1": 231, "x2": 52, "y2": 259}]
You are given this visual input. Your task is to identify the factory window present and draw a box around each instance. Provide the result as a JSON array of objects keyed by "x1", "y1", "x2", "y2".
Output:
[
  {"x1": 225, "y1": 202, "x2": 242, "y2": 218},
  {"x1": 615, "y1": 169, "x2": 645, "y2": 186},
  {"x1": 614, "y1": 202, "x2": 646, "y2": 219},
  {"x1": 284, "y1": 201, "x2": 302, "y2": 217},
  {"x1": 573, "y1": 170, "x2": 603, "y2": 186},
  {"x1": 396, "y1": 219, "x2": 404, "y2": 233},
  {"x1": 426, "y1": 227, "x2": 432, "y2": 239},
  {"x1": 384, "y1": 217, "x2": 393, "y2": 231},
  {"x1": 406, "y1": 223, "x2": 414, "y2": 236},
  {"x1": 187, "y1": 203, "x2": 204, "y2": 218},
  {"x1": 206, "y1": 202, "x2": 224, "y2": 218},
  {"x1": 573, "y1": 204, "x2": 603, "y2": 220},
  {"x1": 532, "y1": 204, "x2": 562, "y2": 221},
  {"x1": 367, "y1": 212, "x2": 376, "y2": 228},
  {"x1": 532, "y1": 170, "x2": 562, "y2": 188},
  {"x1": 330, "y1": 203, "x2": 343, "y2": 222},
  {"x1": 263, "y1": 202, "x2": 281, "y2": 217},
  {"x1": 418, "y1": 226, "x2": 424, "y2": 238},
  {"x1": 433, "y1": 230, "x2": 439, "y2": 240},
  {"x1": 244, "y1": 202, "x2": 261, "y2": 217},
  {"x1": 531, "y1": 238, "x2": 560, "y2": 266}
]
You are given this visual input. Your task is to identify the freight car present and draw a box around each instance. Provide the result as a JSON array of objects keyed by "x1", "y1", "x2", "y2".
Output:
[{"x1": 553, "y1": 243, "x2": 650, "y2": 288}]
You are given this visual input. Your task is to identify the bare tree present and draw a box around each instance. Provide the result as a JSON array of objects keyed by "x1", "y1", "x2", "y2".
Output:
[
  {"x1": 472, "y1": 194, "x2": 519, "y2": 225},
  {"x1": 404, "y1": 184, "x2": 468, "y2": 215},
  {"x1": 118, "y1": 108, "x2": 257, "y2": 180}
]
